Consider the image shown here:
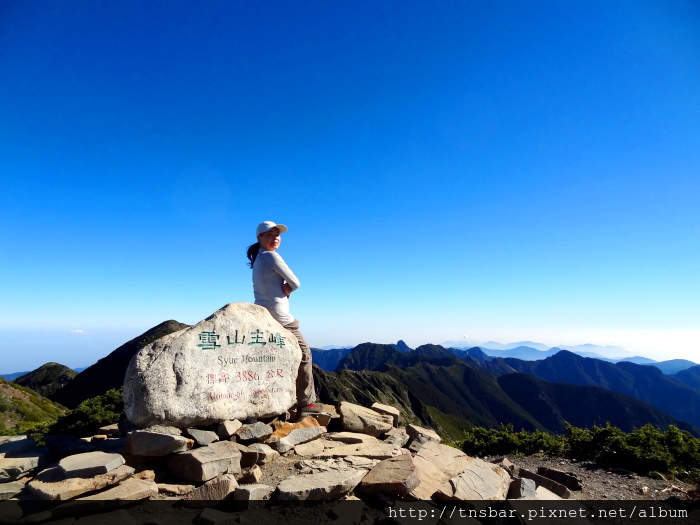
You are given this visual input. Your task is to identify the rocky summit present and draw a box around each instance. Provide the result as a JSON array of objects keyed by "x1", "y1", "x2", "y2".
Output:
[
  {"x1": 123, "y1": 303, "x2": 302, "y2": 427},
  {"x1": 1, "y1": 402, "x2": 697, "y2": 525}
]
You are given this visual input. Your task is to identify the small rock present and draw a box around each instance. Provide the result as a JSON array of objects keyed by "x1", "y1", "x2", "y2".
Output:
[
  {"x1": 184, "y1": 473, "x2": 238, "y2": 502},
  {"x1": 235, "y1": 422, "x2": 273, "y2": 442},
  {"x1": 405, "y1": 424, "x2": 441, "y2": 442},
  {"x1": 382, "y1": 427, "x2": 410, "y2": 447},
  {"x1": 98, "y1": 424, "x2": 122, "y2": 437},
  {"x1": 247, "y1": 443, "x2": 279, "y2": 464},
  {"x1": 339, "y1": 402, "x2": 393, "y2": 437},
  {"x1": 229, "y1": 442, "x2": 260, "y2": 468},
  {"x1": 218, "y1": 420, "x2": 243, "y2": 440},
  {"x1": 238, "y1": 465, "x2": 263, "y2": 484},
  {"x1": 370, "y1": 403, "x2": 400, "y2": 427},
  {"x1": 507, "y1": 477, "x2": 537, "y2": 499},
  {"x1": 185, "y1": 429, "x2": 219, "y2": 447},
  {"x1": 125, "y1": 431, "x2": 193, "y2": 456},
  {"x1": 639, "y1": 486, "x2": 649, "y2": 495},
  {"x1": 492, "y1": 457, "x2": 515, "y2": 477}
]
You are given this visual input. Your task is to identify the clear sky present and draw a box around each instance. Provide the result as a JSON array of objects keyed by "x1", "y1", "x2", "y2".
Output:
[{"x1": 1, "y1": 1, "x2": 699, "y2": 372}]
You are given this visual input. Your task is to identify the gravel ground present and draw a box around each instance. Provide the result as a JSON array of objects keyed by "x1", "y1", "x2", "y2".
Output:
[{"x1": 494, "y1": 454, "x2": 699, "y2": 501}]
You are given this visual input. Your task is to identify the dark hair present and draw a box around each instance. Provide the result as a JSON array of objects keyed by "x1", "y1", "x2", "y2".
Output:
[{"x1": 247, "y1": 242, "x2": 260, "y2": 268}]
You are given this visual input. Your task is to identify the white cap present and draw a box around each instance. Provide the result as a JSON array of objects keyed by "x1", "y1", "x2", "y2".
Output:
[{"x1": 256, "y1": 221, "x2": 288, "y2": 237}]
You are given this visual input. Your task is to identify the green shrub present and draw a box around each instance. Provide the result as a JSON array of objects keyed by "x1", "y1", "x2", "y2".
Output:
[
  {"x1": 459, "y1": 424, "x2": 565, "y2": 457},
  {"x1": 48, "y1": 388, "x2": 124, "y2": 437},
  {"x1": 457, "y1": 422, "x2": 700, "y2": 480}
]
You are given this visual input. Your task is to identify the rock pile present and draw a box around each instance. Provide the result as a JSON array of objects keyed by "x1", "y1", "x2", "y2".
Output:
[{"x1": 0, "y1": 401, "x2": 583, "y2": 524}]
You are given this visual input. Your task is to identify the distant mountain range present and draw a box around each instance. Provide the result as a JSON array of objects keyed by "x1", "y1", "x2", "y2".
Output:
[
  {"x1": 4, "y1": 323, "x2": 700, "y2": 442},
  {"x1": 442, "y1": 340, "x2": 630, "y2": 359}
]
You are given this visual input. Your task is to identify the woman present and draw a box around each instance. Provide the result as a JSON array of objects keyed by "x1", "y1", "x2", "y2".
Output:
[{"x1": 247, "y1": 221, "x2": 322, "y2": 415}]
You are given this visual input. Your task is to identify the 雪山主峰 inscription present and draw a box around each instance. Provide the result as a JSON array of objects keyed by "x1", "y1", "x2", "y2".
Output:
[{"x1": 124, "y1": 303, "x2": 302, "y2": 426}]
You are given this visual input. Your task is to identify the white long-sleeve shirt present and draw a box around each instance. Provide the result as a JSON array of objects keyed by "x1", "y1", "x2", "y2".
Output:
[{"x1": 252, "y1": 250, "x2": 300, "y2": 325}]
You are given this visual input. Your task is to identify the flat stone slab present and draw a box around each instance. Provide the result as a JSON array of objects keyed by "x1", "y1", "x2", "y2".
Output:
[
  {"x1": 269, "y1": 416, "x2": 320, "y2": 440},
  {"x1": 168, "y1": 441, "x2": 242, "y2": 482},
  {"x1": 269, "y1": 426, "x2": 326, "y2": 453},
  {"x1": 0, "y1": 435, "x2": 37, "y2": 457},
  {"x1": 27, "y1": 464, "x2": 135, "y2": 501},
  {"x1": 315, "y1": 442, "x2": 404, "y2": 459},
  {"x1": 518, "y1": 468, "x2": 572, "y2": 499},
  {"x1": 0, "y1": 481, "x2": 25, "y2": 500},
  {"x1": 125, "y1": 431, "x2": 193, "y2": 456},
  {"x1": 158, "y1": 483, "x2": 196, "y2": 495},
  {"x1": 537, "y1": 466, "x2": 583, "y2": 491},
  {"x1": 437, "y1": 457, "x2": 511, "y2": 501},
  {"x1": 294, "y1": 439, "x2": 325, "y2": 456},
  {"x1": 339, "y1": 402, "x2": 393, "y2": 436},
  {"x1": 326, "y1": 432, "x2": 381, "y2": 444},
  {"x1": 58, "y1": 452, "x2": 125, "y2": 478},
  {"x1": 297, "y1": 457, "x2": 379, "y2": 473},
  {"x1": 406, "y1": 424, "x2": 441, "y2": 441},
  {"x1": 276, "y1": 469, "x2": 366, "y2": 500},
  {"x1": 124, "y1": 302, "x2": 302, "y2": 427},
  {"x1": 78, "y1": 478, "x2": 158, "y2": 500},
  {"x1": 0, "y1": 454, "x2": 44, "y2": 481}
]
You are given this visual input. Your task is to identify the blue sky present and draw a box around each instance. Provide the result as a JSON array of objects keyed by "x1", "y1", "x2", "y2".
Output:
[{"x1": 1, "y1": 1, "x2": 699, "y2": 372}]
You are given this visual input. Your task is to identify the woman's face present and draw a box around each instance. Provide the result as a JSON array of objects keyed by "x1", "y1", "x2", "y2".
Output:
[{"x1": 258, "y1": 227, "x2": 281, "y2": 251}]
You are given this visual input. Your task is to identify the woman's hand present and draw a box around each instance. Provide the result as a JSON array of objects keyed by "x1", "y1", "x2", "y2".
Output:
[{"x1": 282, "y1": 283, "x2": 293, "y2": 297}]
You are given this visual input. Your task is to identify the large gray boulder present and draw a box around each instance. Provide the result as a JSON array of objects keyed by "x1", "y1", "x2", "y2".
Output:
[{"x1": 124, "y1": 303, "x2": 302, "y2": 427}]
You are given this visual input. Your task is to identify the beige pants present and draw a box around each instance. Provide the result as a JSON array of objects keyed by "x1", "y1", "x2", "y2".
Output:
[{"x1": 283, "y1": 319, "x2": 316, "y2": 406}]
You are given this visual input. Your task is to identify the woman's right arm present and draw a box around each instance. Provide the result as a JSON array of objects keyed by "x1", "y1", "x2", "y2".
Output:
[{"x1": 263, "y1": 251, "x2": 301, "y2": 291}]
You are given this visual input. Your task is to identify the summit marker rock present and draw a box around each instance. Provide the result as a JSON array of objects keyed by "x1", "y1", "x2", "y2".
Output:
[{"x1": 123, "y1": 303, "x2": 302, "y2": 427}]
